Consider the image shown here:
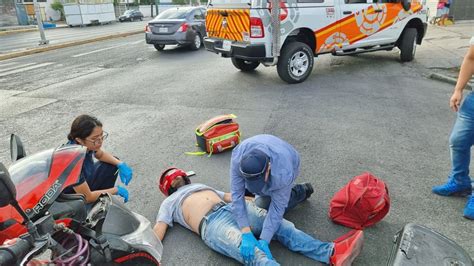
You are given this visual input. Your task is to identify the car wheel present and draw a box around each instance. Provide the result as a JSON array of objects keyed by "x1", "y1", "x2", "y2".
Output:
[
  {"x1": 399, "y1": 28, "x2": 417, "y2": 62},
  {"x1": 231, "y1": 58, "x2": 260, "y2": 72},
  {"x1": 189, "y1": 33, "x2": 202, "y2": 50},
  {"x1": 154, "y1": 44, "x2": 165, "y2": 51},
  {"x1": 277, "y1": 41, "x2": 314, "y2": 84}
]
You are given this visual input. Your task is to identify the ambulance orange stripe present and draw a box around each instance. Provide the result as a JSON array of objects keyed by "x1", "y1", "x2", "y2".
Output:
[
  {"x1": 228, "y1": 14, "x2": 242, "y2": 33},
  {"x1": 210, "y1": 12, "x2": 220, "y2": 31},
  {"x1": 211, "y1": 11, "x2": 221, "y2": 30},
  {"x1": 315, "y1": 13, "x2": 354, "y2": 35},
  {"x1": 228, "y1": 11, "x2": 244, "y2": 40},
  {"x1": 316, "y1": 4, "x2": 423, "y2": 52},
  {"x1": 232, "y1": 14, "x2": 246, "y2": 36},
  {"x1": 231, "y1": 11, "x2": 244, "y2": 32},
  {"x1": 206, "y1": 12, "x2": 216, "y2": 35},
  {"x1": 237, "y1": 10, "x2": 250, "y2": 32}
]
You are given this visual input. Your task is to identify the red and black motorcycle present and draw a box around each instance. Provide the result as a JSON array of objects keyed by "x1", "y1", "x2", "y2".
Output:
[{"x1": 0, "y1": 135, "x2": 162, "y2": 265}]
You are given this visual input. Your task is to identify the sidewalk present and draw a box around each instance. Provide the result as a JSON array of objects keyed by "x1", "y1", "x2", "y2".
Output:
[
  {"x1": 416, "y1": 21, "x2": 474, "y2": 88},
  {"x1": 0, "y1": 19, "x2": 149, "y2": 60}
]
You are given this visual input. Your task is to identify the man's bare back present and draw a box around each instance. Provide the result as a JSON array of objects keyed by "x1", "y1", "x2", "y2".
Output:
[{"x1": 182, "y1": 190, "x2": 223, "y2": 234}]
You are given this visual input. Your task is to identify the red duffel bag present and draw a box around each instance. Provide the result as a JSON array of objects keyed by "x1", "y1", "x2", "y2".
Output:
[{"x1": 329, "y1": 172, "x2": 390, "y2": 229}]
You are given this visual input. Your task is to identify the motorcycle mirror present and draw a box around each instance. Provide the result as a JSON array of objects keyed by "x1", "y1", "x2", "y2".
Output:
[
  {"x1": 401, "y1": 0, "x2": 411, "y2": 11},
  {"x1": 0, "y1": 162, "x2": 16, "y2": 207},
  {"x1": 10, "y1": 134, "x2": 26, "y2": 162},
  {"x1": 0, "y1": 162, "x2": 32, "y2": 226}
]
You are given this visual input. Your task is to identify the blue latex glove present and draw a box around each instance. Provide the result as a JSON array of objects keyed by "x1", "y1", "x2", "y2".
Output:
[
  {"x1": 240, "y1": 232, "x2": 259, "y2": 263},
  {"x1": 117, "y1": 162, "x2": 133, "y2": 185},
  {"x1": 257, "y1": 240, "x2": 273, "y2": 260},
  {"x1": 116, "y1": 186, "x2": 129, "y2": 203}
]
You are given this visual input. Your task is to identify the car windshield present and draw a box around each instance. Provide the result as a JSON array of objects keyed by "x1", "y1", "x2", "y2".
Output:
[
  {"x1": 156, "y1": 8, "x2": 189, "y2": 19},
  {"x1": 9, "y1": 149, "x2": 53, "y2": 199},
  {"x1": 124, "y1": 10, "x2": 134, "y2": 15}
]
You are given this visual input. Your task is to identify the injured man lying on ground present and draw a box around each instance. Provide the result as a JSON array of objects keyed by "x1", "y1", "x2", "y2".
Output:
[{"x1": 153, "y1": 168, "x2": 364, "y2": 266}]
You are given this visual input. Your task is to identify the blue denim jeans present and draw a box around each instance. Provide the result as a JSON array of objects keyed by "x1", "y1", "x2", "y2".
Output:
[
  {"x1": 448, "y1": 92, "x2": 474, "y2": 189},
  {"x1": 200, "y1": 201, "x2": 334, "y2": 265},
  {"x1": 254, "y1": 183, "x2": 307, "y2": 211}
]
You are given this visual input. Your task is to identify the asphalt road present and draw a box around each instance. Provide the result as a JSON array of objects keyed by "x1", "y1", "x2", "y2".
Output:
[
  {"x1": 0, "y1": 32, "x2": 473, "y2": 265},
  {"x1": 0, "y1": 20, "x2": 148, "y2": 54}
]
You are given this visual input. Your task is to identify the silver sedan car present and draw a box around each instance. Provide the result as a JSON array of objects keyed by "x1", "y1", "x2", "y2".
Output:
[{"x1": 145, "y1": 7, "x2": 207, "y2": 51}]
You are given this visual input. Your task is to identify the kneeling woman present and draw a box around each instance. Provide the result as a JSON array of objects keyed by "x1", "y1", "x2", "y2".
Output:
[{"x1": 64, "y1": 114, "x2": 132, "y2": 203}]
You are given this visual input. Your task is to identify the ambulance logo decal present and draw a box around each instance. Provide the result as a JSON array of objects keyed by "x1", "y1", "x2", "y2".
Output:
[
  {"x1": 222, "y1": 18, "x2": 227, "y2": 29},
  {"x1": 355, "y1": 4, "x2": 387, "y2": 36},
  {"x1": 318, "y1": 32, "x2": 349, "y2": 53}
]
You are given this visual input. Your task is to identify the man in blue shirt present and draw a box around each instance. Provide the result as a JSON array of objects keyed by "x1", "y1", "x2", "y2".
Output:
[{"x1": 230, "y1": 134, "x2": 316, "y2": 262}]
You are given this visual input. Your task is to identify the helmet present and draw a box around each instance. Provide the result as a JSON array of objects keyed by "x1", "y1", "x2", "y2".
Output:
[{"x1": 158, "y1": 167, "x2": 190, "y2": 196}]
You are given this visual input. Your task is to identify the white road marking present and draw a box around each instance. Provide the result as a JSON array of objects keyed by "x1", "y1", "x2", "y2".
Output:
[
  {"x1": 71, "y1": 43, "x2": 130, "y2": 58},
  {"x1": 0, "y1": 62, "x2": 19, "y2": 69},
  {"x1": 0, "y1": 62, "x2": 36, "y2": 73},
  {"x1": 131, "y1": 40, "x2": 144, "y2": 45},
  {"x1": 0, "y1": 62, "x2": 54, "y2": 78}
]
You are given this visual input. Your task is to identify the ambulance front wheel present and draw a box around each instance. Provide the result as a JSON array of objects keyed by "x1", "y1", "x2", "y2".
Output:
[
  {"x1": 231, "y1": 58, "x2": 260, "y2": 72},
  {"x1": 277, "y1": 41, "x2": 314, "y2": 84},
  {"x1": 399, "y1": 28, "x2": 417, "y2": 62}
]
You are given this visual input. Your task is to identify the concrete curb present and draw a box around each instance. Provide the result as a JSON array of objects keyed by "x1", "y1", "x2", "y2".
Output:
[
  {"x1": 0, "y1": 30, "x2": 143, "y2": 61},
  {"x1": 0, "y1": 28, "x2": 38, "y2": 36},
  {"x1": 429, "y1": 72, "x2": 473, "y2": 90}
]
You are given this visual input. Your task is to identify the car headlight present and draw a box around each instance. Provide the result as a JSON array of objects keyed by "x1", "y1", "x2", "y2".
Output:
[{"x1": 121, "y1": 212, "x2": 163, "y2": 263}]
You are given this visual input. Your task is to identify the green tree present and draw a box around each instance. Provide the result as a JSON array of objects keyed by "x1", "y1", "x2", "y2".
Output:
[{"x1": 50, "y1": 1, "x2": 64, "y2": 20}]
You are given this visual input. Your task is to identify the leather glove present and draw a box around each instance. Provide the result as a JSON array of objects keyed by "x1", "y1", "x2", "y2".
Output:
[
  {"x1": 257, "y1": 239, "x2": 273, "y2": 260},
  {"x1": 240, "y1": 232, "x2": 259, "y2": 263},
  {"x1": 117, "y1": 162, "x2": 133, "y2": 185},
  {"x1": 116, "y1": 186, "x2": 129, "y2": 203}
]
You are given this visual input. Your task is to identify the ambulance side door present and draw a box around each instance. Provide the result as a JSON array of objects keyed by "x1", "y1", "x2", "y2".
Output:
[{"x1": 336, "y1": 0, "x2": 378, "y2": 49}]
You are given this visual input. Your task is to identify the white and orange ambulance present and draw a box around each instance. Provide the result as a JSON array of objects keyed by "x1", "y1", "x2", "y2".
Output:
[{"x1": 203, "y1": 0, "x2": 428, "y2": 83}]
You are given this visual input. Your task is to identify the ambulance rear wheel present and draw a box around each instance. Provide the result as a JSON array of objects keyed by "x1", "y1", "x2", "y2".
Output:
[
  {"x1": 277, "y1": 41, "x2": 314, "y2": 84},
  {"x1": 399, "y1": 28, "x2": 417, "y2": 62},
  {"x1": 231, "y1": 58, "x2": 260, "y2": 72}
]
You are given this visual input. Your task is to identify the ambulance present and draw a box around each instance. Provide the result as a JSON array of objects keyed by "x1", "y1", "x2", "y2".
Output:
[{"x1": 203, "y1": 0, "x2": 428, "y2": 83}]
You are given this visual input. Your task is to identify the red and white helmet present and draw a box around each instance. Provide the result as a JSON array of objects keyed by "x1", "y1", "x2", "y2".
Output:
[{"x1": 158, "y1": 167, "x2": 190, "y2": 196}]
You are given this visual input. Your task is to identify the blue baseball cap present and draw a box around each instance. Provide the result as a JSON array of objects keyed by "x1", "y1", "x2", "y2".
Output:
[{"x1": 239, "y1": 149, "x2": 269, "y2": 193}]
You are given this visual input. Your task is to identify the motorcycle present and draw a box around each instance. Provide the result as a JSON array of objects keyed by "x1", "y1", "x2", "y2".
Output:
[{"x1": 0, "y1": 135, "x2": 162, "y2": 265}]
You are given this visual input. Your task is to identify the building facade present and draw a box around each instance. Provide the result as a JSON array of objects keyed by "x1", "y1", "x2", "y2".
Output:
[{"x1": 450, "y1": 0, "x2": 474, "y2": 20}]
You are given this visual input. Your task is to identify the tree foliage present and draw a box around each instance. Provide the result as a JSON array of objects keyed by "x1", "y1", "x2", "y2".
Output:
[{"x1": 50, "y1": 1, "x2": 64, "y2": 20}]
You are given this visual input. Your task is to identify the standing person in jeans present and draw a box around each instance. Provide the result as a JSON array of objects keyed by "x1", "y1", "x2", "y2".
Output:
[
  {"x1": 64, "y1": 114, "x2": 133, "y2": 203},
  {"x1": 154, "y1": 168, "x2": 364, "y2": 265},
  {"x1": 432, "y1": 37, "x2": 474, "y2": 219},
  {"x1": 229, "y1": 134, "x2": 314, "y2": 262}
]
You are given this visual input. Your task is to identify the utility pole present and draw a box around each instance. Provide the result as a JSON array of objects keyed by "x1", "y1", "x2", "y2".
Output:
[{"x1": 33, "y1": 0, "x2": 49, "y2": 45}]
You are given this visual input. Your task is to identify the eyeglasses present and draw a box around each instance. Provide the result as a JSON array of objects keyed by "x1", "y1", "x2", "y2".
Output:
[{"x1": 85, "y1": 131, "x2": 108, "y2": 146}]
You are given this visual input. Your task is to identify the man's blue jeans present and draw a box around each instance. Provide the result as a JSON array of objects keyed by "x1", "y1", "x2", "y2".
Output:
[
  {"x1": 448, "y1": 92, "x2": 474, "y2": 189},
  {"x1": 200, "y1": 201, "x2": 334, "y2": 265},
  {"x1": 254, "y1": 183, "x2": 307, "y2": 211}
]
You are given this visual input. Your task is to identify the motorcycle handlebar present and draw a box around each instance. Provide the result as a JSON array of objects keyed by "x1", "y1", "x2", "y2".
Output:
[{"x1": 0, "y1": 238, "x2": 32, "y2": 265}]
